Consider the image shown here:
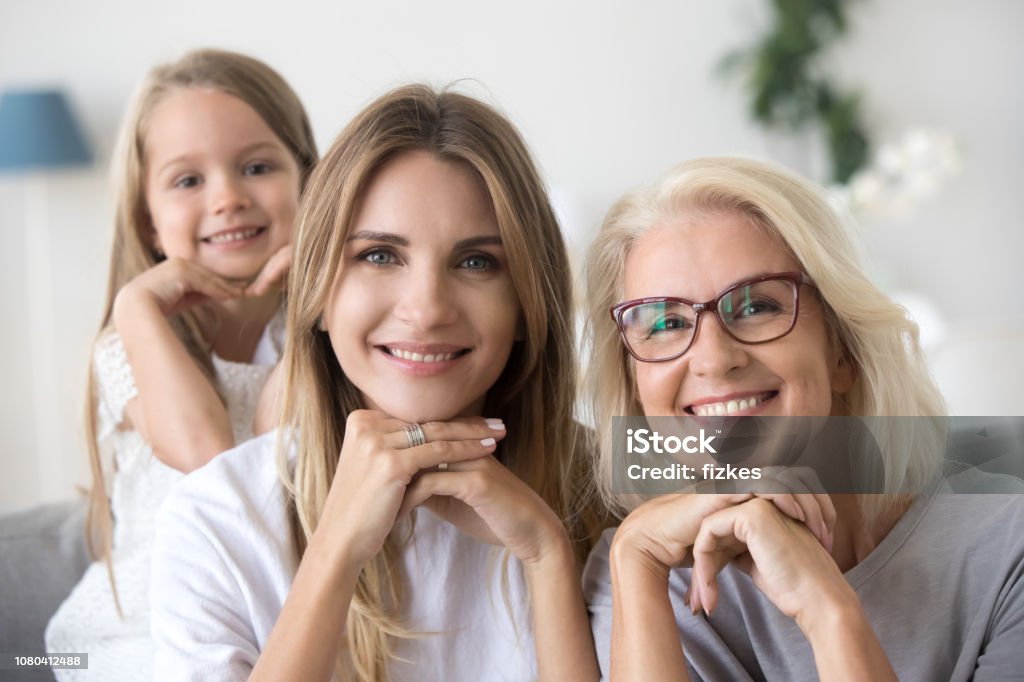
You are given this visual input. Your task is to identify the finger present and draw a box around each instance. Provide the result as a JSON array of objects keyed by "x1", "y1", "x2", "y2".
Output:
[
  {"x1": 182, "y1": 264, "x2": 247, "y2": 300},
  {"x1": 245, "y1": 247, "x2": 292, "y2": 297},
  {"x1": 690, "y1": 526, "x2": 746, "y2": 616},
  {"x1": 385, "y1": 417, "x2": 507, "y2": 450},
  {"x1": 767, "y1": 468, "x2": 833, "y2": 550},
  {"x1": 752, "y1": 468, "x2": 829, "y2": 550},
  {"x1": 396, "y1": 465, "x2": 492, "y2": 518},
  {"x1": 404, "y1": 438, "x2": 498, "y2": 472},
  {"x1": 787, "y1": 467, "x2": 837, "y2": 543}
]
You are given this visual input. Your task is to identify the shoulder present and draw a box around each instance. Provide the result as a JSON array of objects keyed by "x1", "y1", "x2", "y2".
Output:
[{"x1": 156, "y1": 430, "x2": 291, "y2": 550}]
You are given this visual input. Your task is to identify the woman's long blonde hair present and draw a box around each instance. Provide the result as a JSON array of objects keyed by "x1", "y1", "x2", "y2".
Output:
[
  {"x1": 585, "y1": 156, "x2": 947, "y2": 520},
  {"x1": 278, "y1": 84, "x2": 603, "y2": 680},
  {"x1": 84, "y1": 49, "x2": 317, "y2": 585}
]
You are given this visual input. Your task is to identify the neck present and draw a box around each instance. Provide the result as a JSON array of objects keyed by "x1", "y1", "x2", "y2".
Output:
[
  {"x1": 201, "y1": 291, "x2": 282, "y2": 363},
  {"x1": 828, "y1": 494, "x2": 913, "y2": 572}
]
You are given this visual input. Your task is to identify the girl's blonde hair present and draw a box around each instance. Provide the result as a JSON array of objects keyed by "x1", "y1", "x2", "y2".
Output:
[
  {"x1": 85, "y1": 49, "x2": 317, "y2": 588},
  {"x1": 584, "y1": 156, "x2": 947, "y2": 520},
  {"x1": 278, "y1": 83, "x2": 602, "y2": 680}
]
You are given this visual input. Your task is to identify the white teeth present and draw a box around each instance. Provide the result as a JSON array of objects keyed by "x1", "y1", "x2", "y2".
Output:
[
  {"x1": 206, "y1": 227, "x2": 262, "y2": 244},
  {"x1": 388, "y1": 348, "x2": 458, "y2": 363},
  {"x1": 693, "y1": 393, "x2": 770, "y2": 417}
]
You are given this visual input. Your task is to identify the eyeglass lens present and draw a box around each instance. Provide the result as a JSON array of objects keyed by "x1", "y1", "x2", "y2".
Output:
[{"x1": 619, "y1": 278, "x2": 799, "y2": 361}]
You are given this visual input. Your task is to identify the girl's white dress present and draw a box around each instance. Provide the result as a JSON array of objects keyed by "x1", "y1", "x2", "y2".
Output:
[{"x1": 44, "y1": 312, "x2": 283, "y2": 681}]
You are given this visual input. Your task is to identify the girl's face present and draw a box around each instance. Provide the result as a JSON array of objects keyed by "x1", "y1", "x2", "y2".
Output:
[
  {"x1": 323, "y1": 150, "x2": 521, "y2": 423},
  {"x1": 623, "y1": 210, "x2": 853, "y2": 418},
  {"x1": 143, "y1": 87, "x2": 300, "y2": 282}
]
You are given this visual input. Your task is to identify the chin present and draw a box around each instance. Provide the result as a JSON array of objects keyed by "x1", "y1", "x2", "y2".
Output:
[{"x1": 371, "y1": 397, "x2": 474, "y2": 425}]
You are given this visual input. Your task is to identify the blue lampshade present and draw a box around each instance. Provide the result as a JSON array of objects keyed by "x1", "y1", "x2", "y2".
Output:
[{"x1": 0, "y1": 89, "x2": 92, "y2": 171}]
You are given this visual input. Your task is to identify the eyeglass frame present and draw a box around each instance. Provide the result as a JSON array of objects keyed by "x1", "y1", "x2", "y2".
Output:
[{"x1": 609, "y1": 271, "x2": 815, "y2": 363}]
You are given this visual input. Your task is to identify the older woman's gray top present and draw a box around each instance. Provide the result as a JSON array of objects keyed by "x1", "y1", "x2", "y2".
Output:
[{"x1": 584, "y1": 477, "x2": 1024, "y2": 681}]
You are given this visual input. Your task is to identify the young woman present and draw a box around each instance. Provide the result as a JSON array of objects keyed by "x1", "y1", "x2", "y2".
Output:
[
  {"x1": 582, "y1": 157, "x2": 1024, "y2": 681},
  {"x1": 152, "y1": 85, "x2": 604, "y2": 681}
]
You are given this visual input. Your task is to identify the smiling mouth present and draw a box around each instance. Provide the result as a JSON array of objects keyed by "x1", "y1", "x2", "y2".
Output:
[
  {"x1": 202, "y1": 226, "x2": 267, "y2": 244},
  {"x1": 686, "y1": 391, "x2": 777, "y2": 417},
  {"x1": 381, "y1": 347, "x2": 471, "y2": 364}
]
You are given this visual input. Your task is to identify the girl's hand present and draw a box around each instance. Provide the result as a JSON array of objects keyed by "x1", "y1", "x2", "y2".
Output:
[
  {"x1": 396, "y1": 447, "x2": 568, "y2": 566},
  {"x1": 245, "y1": 244, "x2": 292, "y2": 297},
  {"x1": 116, "y1": 257, "x2": 245, "y2": 318},
  {"x1": 319, "y1": 410, "x2": 505, "y2": 568},
  {"x1": 688, "y1": 498, "x2": 851, "y2": 626}
]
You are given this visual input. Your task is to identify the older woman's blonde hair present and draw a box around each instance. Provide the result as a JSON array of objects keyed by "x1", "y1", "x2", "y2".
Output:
[
  {"x1": 278, "y1": 83, "x2": 604, "y2": 680},
  {"x1": 584, "y1": 156, "x2": 946, "y2": 520},
  {"x1": 84, "y1": 48, "x2": 317, "y2": 606}
]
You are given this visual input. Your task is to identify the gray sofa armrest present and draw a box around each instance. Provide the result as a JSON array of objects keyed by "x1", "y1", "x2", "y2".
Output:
[{"x1": 0, "y1": 500, "x2": 90, "y2": 681}]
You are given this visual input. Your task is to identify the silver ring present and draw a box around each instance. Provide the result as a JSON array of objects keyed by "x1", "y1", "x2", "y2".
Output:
[{"x1": 403, "y1": 422, "x2": 426, "y2": 449}]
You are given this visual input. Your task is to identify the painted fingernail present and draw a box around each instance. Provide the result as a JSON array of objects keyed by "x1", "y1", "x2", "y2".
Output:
[
  {"x1": 485, "y1": 418, "x2": 505, "y2": 430},
  {"x1": 480, "y1": 437, "x2": 496, "y2": 447}
]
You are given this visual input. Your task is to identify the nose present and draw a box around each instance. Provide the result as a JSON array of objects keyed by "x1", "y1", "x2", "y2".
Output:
[
  {"x1": 209, "y1": 173, "x2": 251, "y2": 215},
  {"x1": 685, "y1": 310, "x2": 748, "y2": 377},
  {"x1": 393, "y1": 266, "x2": 459, "y2": 330}
]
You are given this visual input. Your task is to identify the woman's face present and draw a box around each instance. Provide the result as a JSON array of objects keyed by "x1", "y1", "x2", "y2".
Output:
[
  {"x1": 623, "y1": 210, "x2": 853, "y2": 418},
  {"x1": 323, "y1": 150, "x2": 521, "y2": 423}
]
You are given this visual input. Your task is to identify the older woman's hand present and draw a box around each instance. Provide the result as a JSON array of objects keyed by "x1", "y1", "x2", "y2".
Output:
[
  {"x1": 611, "y1": 484, "x2": 835, "y2": 604},
  {"x1": 688, "y1": 497, "x2": 851, "y2": 623}
]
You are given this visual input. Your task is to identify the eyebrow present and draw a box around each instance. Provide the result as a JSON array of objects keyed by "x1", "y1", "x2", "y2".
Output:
[
  {"x1": 347, "y1": 231, "x2": 504, "y2": 250},
  {"x1": 155, "y1": 141, "x2": 283, "y2": 175}
]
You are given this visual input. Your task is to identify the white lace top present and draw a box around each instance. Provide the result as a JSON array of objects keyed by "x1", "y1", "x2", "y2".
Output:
[{"x1": 45, "y1": 310, "x2": 284, "y2": 681}]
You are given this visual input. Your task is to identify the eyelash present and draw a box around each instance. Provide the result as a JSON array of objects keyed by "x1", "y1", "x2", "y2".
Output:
[
  {"x1": 359, "y1": 247, "x2": 399, "y2": 266},
  {"x1": 355, "y1": 248, "x2": 500, "y2": 272},
  {"x1": 458, "y1": 253, "x2": 498, "y2": 271},
  {"x1": 169, "y1": 161, "x2": 275, "y2": 189}
]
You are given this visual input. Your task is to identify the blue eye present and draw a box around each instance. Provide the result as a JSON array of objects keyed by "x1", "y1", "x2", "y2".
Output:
[
  {"x1": 173, "y1": 174, "x2": 200, "y2": 189},
  {"x1": 459, "y1": 254, "x2": 497, "y2": 271},
  {"x1": 652, "y1": 315, "x2": 687, "y2": 332},
  {"x1": 360, "y1": 248, "x2": 398, "y2": 266},
  {"x1": 734, "y1": 298, "x2": 782, "y2": 318},
  {"x1": 244, "y1": 161, "x2": 273, "y2": 176}
]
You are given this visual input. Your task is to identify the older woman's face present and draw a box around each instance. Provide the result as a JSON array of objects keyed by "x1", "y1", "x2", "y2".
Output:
[{"x1": 623, "y1": 210, "x2": 853, "y2": 418}]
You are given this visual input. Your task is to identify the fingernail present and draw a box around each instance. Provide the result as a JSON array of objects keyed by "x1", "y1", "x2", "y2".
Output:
[
  {"x1": 480, "y1": 437, "x2": 496, "y2": 447},
  {"x1": 485, "y1": 418, "x2": 505, "y2": 430},
  {"x1": 702, "y1": 605, "x2": 711, "y2": 618}
]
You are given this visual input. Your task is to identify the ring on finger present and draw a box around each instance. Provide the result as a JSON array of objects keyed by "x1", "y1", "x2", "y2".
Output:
[{"x1": 403, "y1": 422, "x2": 427, "y2": 449}]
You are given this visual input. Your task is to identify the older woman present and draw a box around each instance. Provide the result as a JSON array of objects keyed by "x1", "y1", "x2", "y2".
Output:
[{"x1": 582, "y1": 157, "x2": 1024, "y2": 681}]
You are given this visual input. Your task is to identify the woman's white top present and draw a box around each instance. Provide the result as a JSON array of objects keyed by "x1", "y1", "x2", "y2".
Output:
[
  {"x1": 45, "y1": 312, "x2": 284, "y2": 681},
  {"x1": 150, "y1": 430, "x2": 537, "y2": 682}
]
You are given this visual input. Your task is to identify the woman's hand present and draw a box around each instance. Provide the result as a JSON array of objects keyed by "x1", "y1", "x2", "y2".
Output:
[
  {"x1": 318, "y1": 410, "x2": 506, "y2": 569},
  {"x1": 396, "y1": 443, "x2": 567, "y2": 566},
  {"x1": 395, "y1": 427, "x2": 601, "y2": 682},
  {"x1": 689, "y1": 497, "x2": 849, "y2": 623},
  {"x1": 687, "y1": 498, "x2": 897, "y2": 681},
  {"x1": 613, "y1": 486, "x2": 833, "y2": 567}
]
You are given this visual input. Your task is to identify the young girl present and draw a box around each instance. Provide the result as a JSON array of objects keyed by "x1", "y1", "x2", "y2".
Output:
[
  {"x1": 45, "y1": 49, "x2": 317, "y2": 680},
  {"x1": 151, "y1": 84, "x2": 605, "y2": 681}
]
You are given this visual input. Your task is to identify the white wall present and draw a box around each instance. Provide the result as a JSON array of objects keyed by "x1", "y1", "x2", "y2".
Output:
[{"x1": 2, "y1": 0, "x2": 1022, "y2": 511}]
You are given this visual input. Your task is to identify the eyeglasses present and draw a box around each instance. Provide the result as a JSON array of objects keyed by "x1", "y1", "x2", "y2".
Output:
[{"x1": 610, "y1": 272, "x2": 814, "y2": 363}]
